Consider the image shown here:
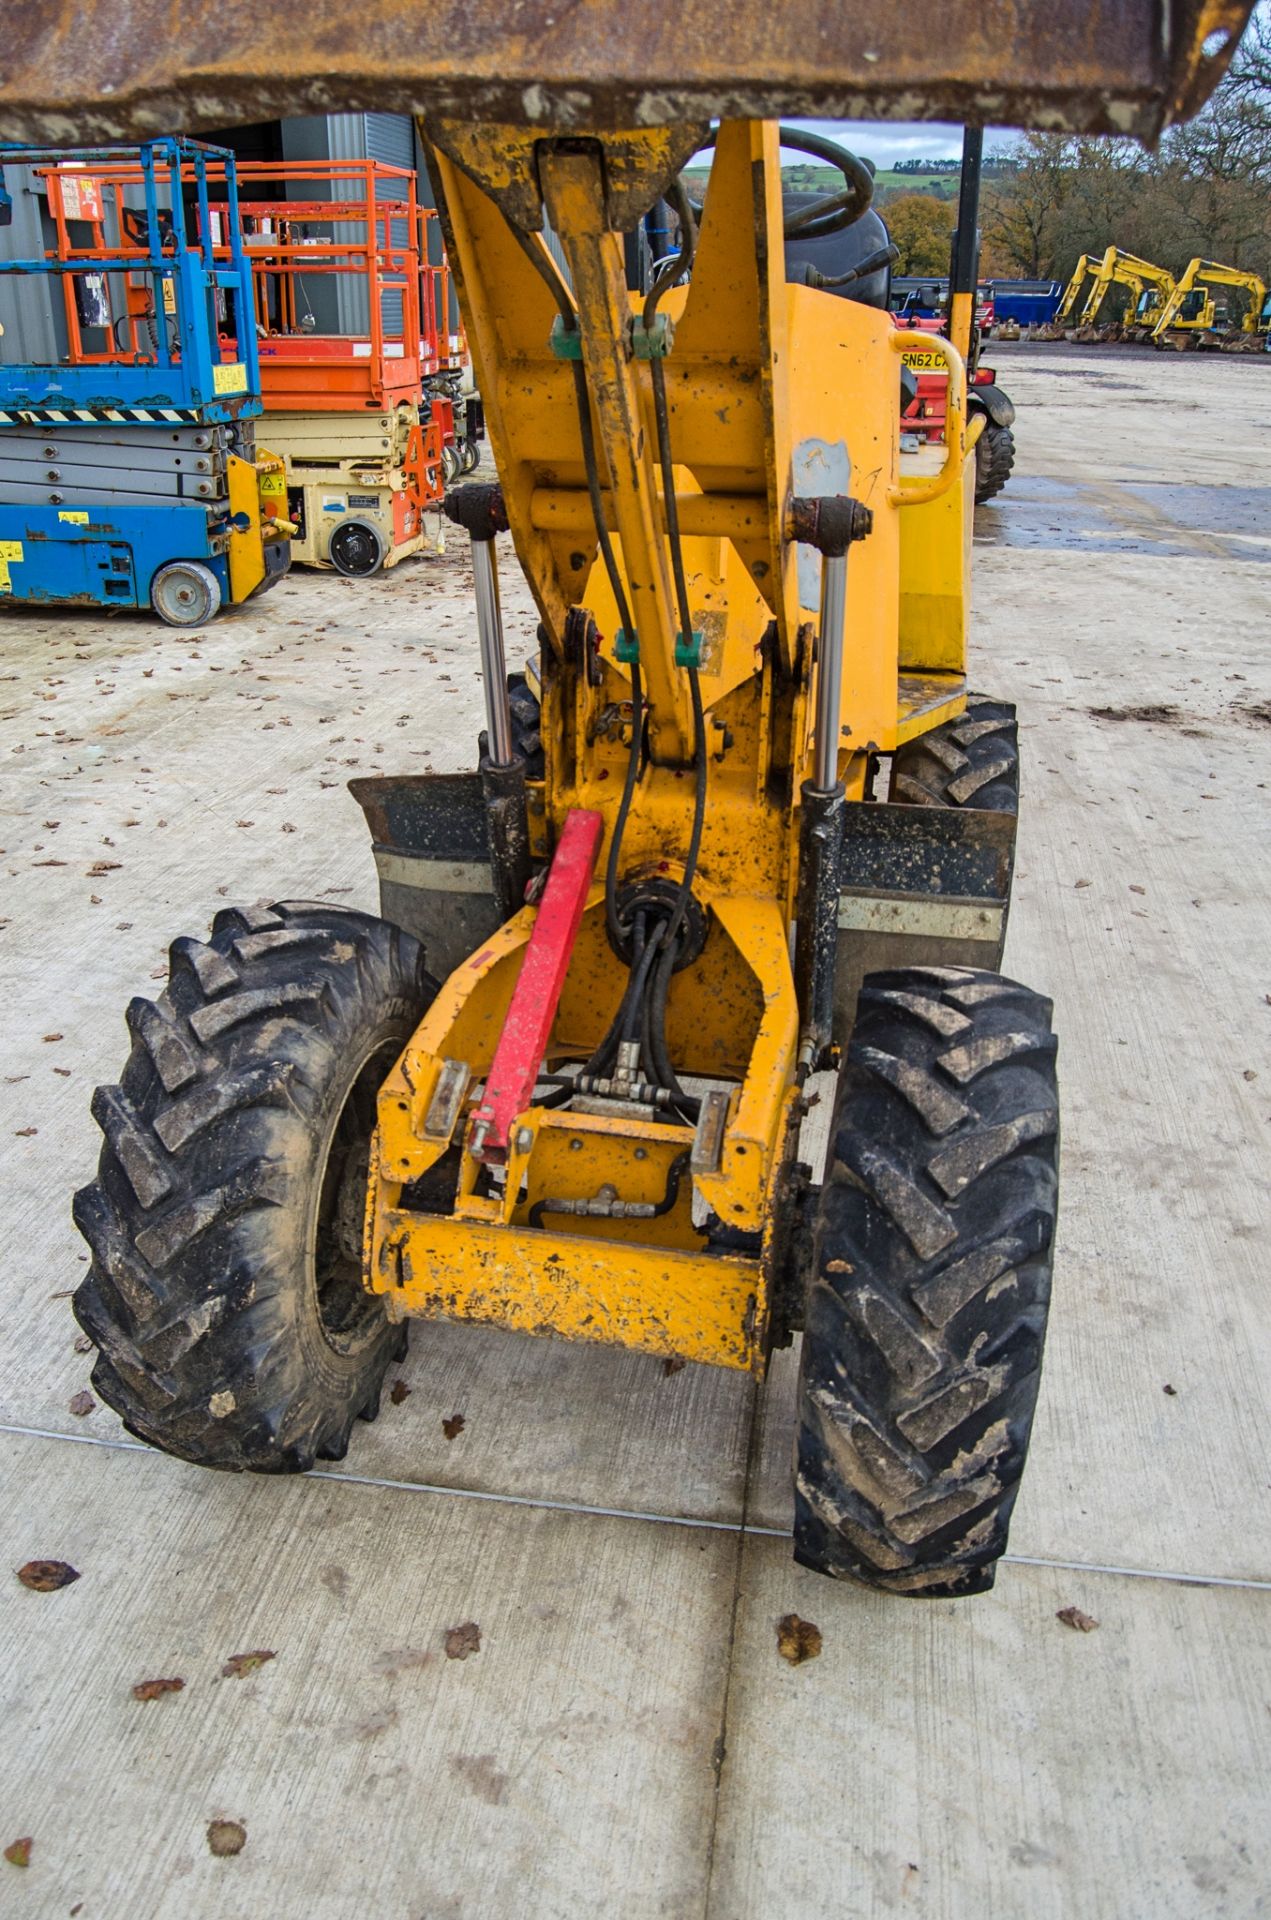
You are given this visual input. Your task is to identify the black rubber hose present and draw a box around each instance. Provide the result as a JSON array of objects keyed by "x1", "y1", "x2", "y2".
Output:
[
  {"x1": 808, "y1": 242, "x2": 900, "y2": 291},
  {"x1": 529, "y1": 1149, "x2": 691, "y2": 1230},
  {"x1": 642, "y1": 181, "x2": 697, "y2": 334},
  {"x1": 620, "y1": 929, "x2": 664, "y2": 1045},
  {"x1": 504, "y1": 223, "x2": 647, "y2": 962},
  {"x1": 648, "y1": 934, "x2": 687, "y2": 1101},
  {"x1": 582, "y1": 912, "x2": 645, "y2": 1077}
]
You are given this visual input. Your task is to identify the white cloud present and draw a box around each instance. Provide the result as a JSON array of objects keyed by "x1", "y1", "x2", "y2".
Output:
[{"x1": 780, "y1": 119, "x2": 1016, "y2": 170}]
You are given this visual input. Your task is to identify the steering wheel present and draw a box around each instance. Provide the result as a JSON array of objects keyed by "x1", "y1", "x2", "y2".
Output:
[{"x1": 685, "y1": 125, "x2": 874, "y2": 240}]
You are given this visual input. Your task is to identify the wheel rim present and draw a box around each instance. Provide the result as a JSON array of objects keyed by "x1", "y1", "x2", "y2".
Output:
[
  {"x1": 153, "y1": 567, "x2": 213, "y2": 624},
  {"x1": 329, "y1": 520, "x2": 382, "y2": 577},
  {"x1": 311, "y1": 1037, "x2": 399, "y2": 1352}
]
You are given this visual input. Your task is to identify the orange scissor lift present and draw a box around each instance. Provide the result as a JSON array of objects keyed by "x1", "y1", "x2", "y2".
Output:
[
  {"x1": 231, "y1": 158, "x2": 448, "y2": 577},
  {"x1": 41, "y1": 154, "x2": 459, "y2": 577}
]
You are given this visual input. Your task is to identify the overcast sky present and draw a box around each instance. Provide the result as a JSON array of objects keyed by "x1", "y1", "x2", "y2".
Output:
[{"x1": 782, "y1": 120, "x2": 1014, "y2": 168}]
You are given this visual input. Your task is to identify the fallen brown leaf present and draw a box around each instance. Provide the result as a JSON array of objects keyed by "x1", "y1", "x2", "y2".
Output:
[
  {"x1": 206, "y1": 1820, "x2": 246, "y2": 1858},
  {"x1": 1074, "y1": 878, "x2": 1092, "y2": 889},
  {"x1": 441, "y1": 1414, "x2": 465, "y2": 1440},
  {"x1": 776, "y1": 1613, "x2": 822, "y2": 1665},
  {"x1": 1163, "y1": 1382, "x2": 1178, "y2": 1396},
  {"x1": 389, "y1": 1379, "x2": 410, "y2": 1405},
  {"x1": 132, "y1": 1676, "x2": 185, "y2": 1701},
  {"x1": 221, "y1": 1650, "x2": 275, "y2": 1679},
  {"x1": 68, "y1": 1390, "x2": 95, "y2": 1417},
  {"x1": 3, "y1": 1837, "x2": 32, "y2": 1869},
  {"x1": 444, "y1": 1621, "x2": 481, "y2": 1661},
  {"x1": 42, "y1": 1033, "x2": 63, "y2": 1043},
  {"x1": 86, "y1": 861, "x2": 121, "y2": 876},
  {"x1": 1128, "y1": 884, "x2": 1145, "y2": 896},
  {"x1": 17, "y1": 1560, "x2": 80, "y2": 1591},
  {"x1": 662, "y1": 1355, "x2": 686, "y2": 1376},
  {"x1": 14, "y1": 1128, "x2": 37, "y2": 1138},
  {"x1": 1056, "y1": 1605, "x2": 1099, "y2": 1633}
]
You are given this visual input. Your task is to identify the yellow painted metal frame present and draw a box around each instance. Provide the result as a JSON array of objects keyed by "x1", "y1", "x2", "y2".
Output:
[
  {"x1": 362, "y1": 117, "x2": 972, "y2": 1371},
  {"x1": 227, "y1": 446, "x2": 290, "y2": 603}
]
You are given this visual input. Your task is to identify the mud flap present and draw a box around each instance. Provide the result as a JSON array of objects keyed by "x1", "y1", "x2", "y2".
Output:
[
  {"x1": 968, "y1": 383, "x2": 1015, "y2": 429},
  {"x1": 348, "y1": 771, "x2": 501, "y2": 980},
  {"x1": 832, "y1": 802, "x2": 1016, "y2": 1040}
]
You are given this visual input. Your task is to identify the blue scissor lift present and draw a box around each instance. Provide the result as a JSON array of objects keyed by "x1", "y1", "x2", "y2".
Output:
[{"x1": 0, "y1": 136, "x2": 290, "y2": 624}]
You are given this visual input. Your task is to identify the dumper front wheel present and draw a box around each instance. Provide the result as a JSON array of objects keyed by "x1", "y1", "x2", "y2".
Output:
[
  {"x1": 73, "y1": 903, "x2": 436, "y2": 1472},
  {"x1": 795, "y1": 966, "x2": 1059, "y2": 1595}
]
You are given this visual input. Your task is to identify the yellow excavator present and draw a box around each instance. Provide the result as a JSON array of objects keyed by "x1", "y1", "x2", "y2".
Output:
[
  {"x1": 1, "y1": 2, "x2": 1249, "y2": 1599},
  {"x1": 1074, "y1": 249, "x2": 1177, "y2": 342},
  {"x1": 1152, "y1": 257, "x2": 1270, "y2": 349},
  {"x1": 1038, "y1": 252, "x2": 1100, "y2": 337}
]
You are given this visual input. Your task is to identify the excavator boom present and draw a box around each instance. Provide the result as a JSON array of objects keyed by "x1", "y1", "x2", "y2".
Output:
[
  {"x1": 1057, "y1": 255, "x2": 1097, "y2": 324},
  {"x1": 1154, "y1": 256, "x2": 1270, "y2": 339},
  {"x1": 1078, "y1": 248, "x2": 1177, "y2": 332}
]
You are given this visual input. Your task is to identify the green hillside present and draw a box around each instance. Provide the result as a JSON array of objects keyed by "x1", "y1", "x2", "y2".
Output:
[{"x1": 683, "y1": 162, "x2": 963, "y2": 200}]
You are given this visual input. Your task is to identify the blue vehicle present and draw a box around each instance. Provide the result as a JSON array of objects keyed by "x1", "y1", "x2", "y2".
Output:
[
  {"x1": 0, "y1": 136, "x2": 290, "y2": 623},
  {"x1": 985, "y1": 278, "x2": 1063, "y2": 327}
]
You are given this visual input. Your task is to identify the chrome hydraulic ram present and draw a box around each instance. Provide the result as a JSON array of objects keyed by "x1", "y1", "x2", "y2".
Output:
[
  {"x1": 443, "y1": 484, "x2": 534, "y2": 920},
  {"x1": 789, "y1": 495, "x2": 873, "y2": 1070}
]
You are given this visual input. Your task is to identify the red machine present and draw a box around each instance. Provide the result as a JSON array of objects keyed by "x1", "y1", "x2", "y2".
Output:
[{"x1": 895, "y1": 313, "x2": 1016, "y2": 505}]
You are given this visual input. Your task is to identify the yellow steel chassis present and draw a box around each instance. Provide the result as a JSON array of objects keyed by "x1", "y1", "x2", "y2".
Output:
[{"x1": 364, "y1": 119, "x2": 975, "y2": 1372}]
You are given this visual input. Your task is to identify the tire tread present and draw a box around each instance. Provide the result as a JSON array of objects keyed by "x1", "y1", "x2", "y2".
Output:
[{"x1": 795, "y1": 965, "x2": 1059, "y2": 1596}]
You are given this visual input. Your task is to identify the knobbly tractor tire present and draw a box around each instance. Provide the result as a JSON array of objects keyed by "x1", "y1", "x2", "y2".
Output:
[
  {"x1": 890, "y1": 693, "x2": 1019, "y2": 815},
  {"x1": 506, "y1": 670, "x2": 545, "y2": 777},
  {"x1": 795, "y1": 966, "x2": 1059, "y2": 1595},
  {"x1": 72, "y1": 903, "x2": 437, "y2": 1473},
  {"x1": 973, "y1": 420, "x2": 1015, "y2": 504}
]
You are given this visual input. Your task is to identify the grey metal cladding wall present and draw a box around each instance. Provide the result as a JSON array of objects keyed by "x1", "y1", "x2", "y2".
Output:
[
  {"x1": 0, "y1": 164, "x2": 62, "y2": 365},
  {"x1": 363, "y1": 114, "x2": 414, "y2": 338}
]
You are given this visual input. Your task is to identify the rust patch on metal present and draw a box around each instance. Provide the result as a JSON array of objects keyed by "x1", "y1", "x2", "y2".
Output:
[{"x1": 0, "y1": 3, "x2": 1251, "y2": 145}]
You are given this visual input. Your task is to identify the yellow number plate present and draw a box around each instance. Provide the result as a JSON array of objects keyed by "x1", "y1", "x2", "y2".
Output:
[{"x1": 901, "y1": 351, "x2": 945, "y2": 370}]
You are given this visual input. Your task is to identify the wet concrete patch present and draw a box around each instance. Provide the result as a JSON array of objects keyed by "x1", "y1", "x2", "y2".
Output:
[
  {"x1": 1122, "y1": 482, "x2": 1271, "y2": 545},
  {"x1": 976, "y1": 474, "x2": 1270, "y2": 561}
]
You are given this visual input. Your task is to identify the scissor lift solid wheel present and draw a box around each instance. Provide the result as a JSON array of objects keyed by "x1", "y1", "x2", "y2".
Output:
[{"x1": 150, "y1": 560, "x2": 222, "y2": 628}]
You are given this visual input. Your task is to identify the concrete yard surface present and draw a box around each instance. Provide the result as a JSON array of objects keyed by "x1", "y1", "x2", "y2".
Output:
[{"x1": 0, "y1": 344, "x2": 1269, "y2": 1918}]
